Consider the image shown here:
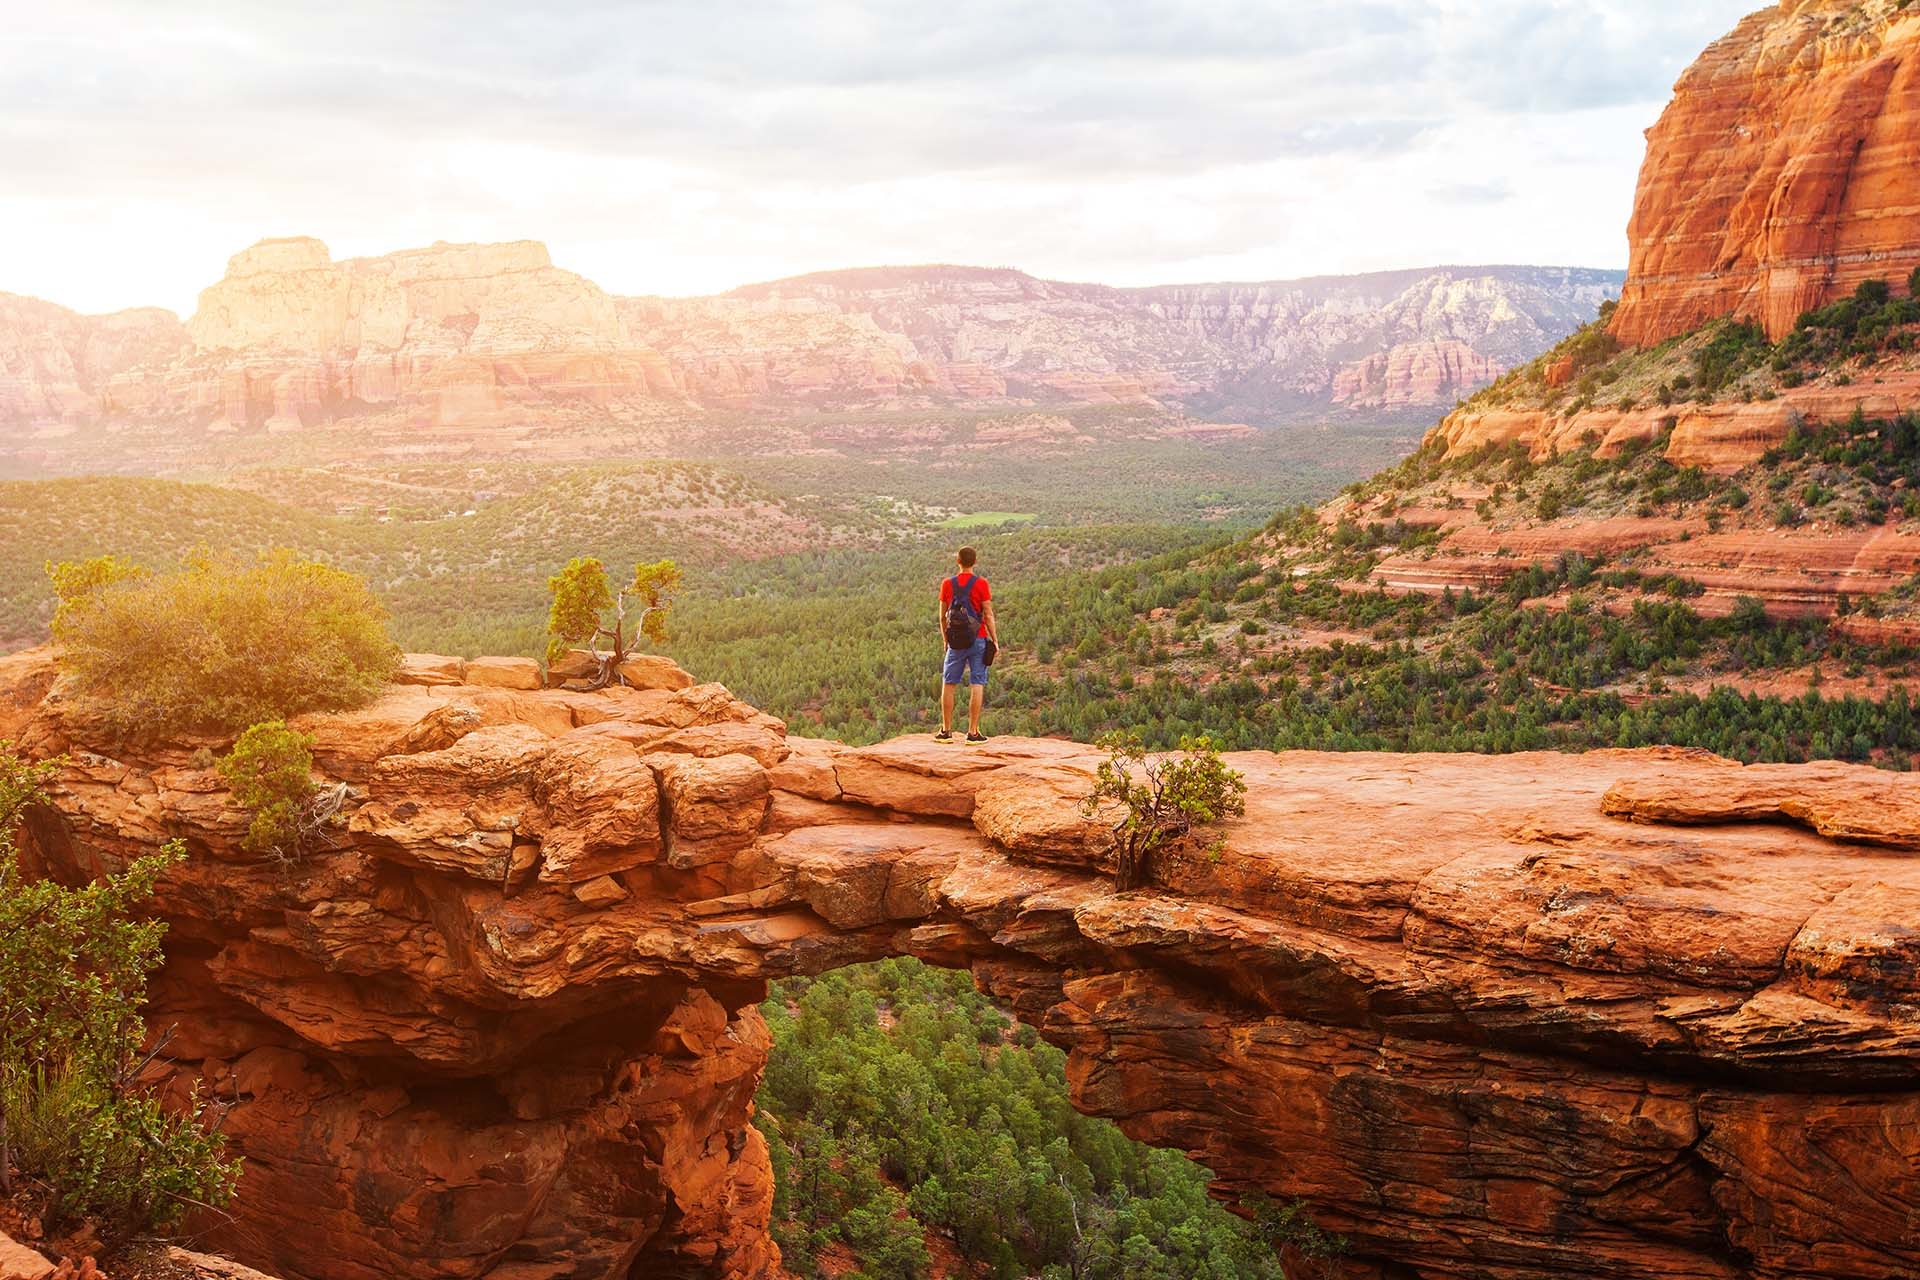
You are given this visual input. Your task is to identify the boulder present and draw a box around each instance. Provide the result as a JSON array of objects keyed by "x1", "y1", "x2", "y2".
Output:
[
  {"x1": 462, "y1": 656, "x2": 543, "y2": 691},
  {"x1": 0, "y1": 1233, "x2": 52, "y2": 1280},
  {"x1": 616, "y1": 653, "x2": 696, "y2": 691},
  {"x1": 530, "y1": 736, "x2": 662, "y2": 881},
  {"x1": 395, "y1": 652, "x2": 464, "y2": 686},
  {"x1": 544, "y1": 648, "x2": 601, "y2": 686},
  {"x1": 571, "y1": 874, "x2": 628, "y2": 907},
  {"x1": 163, "y1": 1249, "x2": 290, "y2": 1280},
  {"x1": 654, "y1": 752, "x2": 771, "y2": 866}
]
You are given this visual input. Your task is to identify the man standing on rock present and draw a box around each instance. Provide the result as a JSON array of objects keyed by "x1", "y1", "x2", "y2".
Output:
[{"x1": 936, "y1": 546, "x2": 997, "y2": 743}]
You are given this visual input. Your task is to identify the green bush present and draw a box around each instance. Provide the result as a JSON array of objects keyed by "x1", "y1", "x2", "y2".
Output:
[
  {"x1": 218, "y1": 721, "x2": 319, "y2": 861},
  {"x1": 48, "y1": 549, "x2": 399, "y2": 736},
  {"x1": 1247, "y1": 1194, "x2": 1350, "y2": 1265},
  {"x1": 545, "y1": 555, "x2": 682, "y2": 681},
  {"x1": 1, "y1": 1064, "x2": 233, "y2": 1243},
  {"x1": 0, "y1": 745, "x2": 239, "y2": 1239},
  {"x1": 757, "y1": 960, "x2": 1288, "y2": 1280},
  {"x1": 1084, "y1": 732, "x2": 1247, "y2": 890},
  {"x1": 1691, "y1": 319, "x2": 1769, "y2": 395}
]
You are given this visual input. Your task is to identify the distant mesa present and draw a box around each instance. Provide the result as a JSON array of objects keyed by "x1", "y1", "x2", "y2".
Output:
[{"x1": 0, "y1": 237, "x2": 1620, "y2": 440}]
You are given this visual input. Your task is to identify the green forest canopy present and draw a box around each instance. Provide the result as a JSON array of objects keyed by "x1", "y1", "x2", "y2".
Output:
[{"x1": 755, "y1": 959, "x2": 1318, "y2": 1280}]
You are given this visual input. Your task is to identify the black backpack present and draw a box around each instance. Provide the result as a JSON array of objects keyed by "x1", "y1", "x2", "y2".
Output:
[{"x1": 943, "y1": 573, "x2": 982, "y2": 649}]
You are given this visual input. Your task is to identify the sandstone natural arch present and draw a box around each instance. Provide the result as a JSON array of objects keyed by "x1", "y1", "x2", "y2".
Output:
[{"x1": 2, "y1": 645, "x2": 1918, "y2": 1280}]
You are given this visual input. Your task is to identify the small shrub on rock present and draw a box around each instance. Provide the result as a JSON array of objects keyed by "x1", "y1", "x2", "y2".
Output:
[
  {"x1": 1083, "y1": 732, "x2": 1247, "y2": 891},
  {"x1": 217, "y1": 721, "x2": 325, "y2": 861},
  {"x1": 545, "y1": 556, "x2": 682, "y2": 687},
  {"x1": 0, "y1": 744, "x2": 239, "y2": 1239},
  {"x1": 1246, "y1": 1194, "x2": 1350, "y2": 1268},
  {"x1": 47, "y1": 549, "x2": 399, "y2": 736}
]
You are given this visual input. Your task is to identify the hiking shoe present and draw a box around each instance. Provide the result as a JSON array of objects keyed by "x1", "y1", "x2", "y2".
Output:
[
  {"x1": 966, "y1": 732, "x2": 989, "y2": 744},
  {"x1": 934, "y1": 729, "x2": 956, "y2": 743}
]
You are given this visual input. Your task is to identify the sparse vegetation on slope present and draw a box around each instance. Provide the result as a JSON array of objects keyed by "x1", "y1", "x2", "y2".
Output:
[
  {"x1": 0, "y1": 438, "x2": 1372, "y2": 655},
  {"x1": 1464, "y1": 275, "x2": 1920, "y2": 417}
]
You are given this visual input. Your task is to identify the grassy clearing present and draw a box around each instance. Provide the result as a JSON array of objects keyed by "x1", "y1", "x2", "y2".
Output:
[{"x1": 936, "y1": 511, "x2": 1037, "y2": 529}]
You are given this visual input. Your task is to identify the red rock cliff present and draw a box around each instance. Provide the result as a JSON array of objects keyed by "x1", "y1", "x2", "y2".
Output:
[
  {"x1": 3, "y1": 648, "x2": 1918, "y2": 1280},
  {"x1": 1612, "y1": 0, "x2": 1920, "y2": 346}
]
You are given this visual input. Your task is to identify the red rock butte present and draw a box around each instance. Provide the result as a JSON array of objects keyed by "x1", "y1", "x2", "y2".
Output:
[
  {"x1": 1611, "y1": 0, "x2": 1920, "y2": 347},
  {"x1": 2, "y1": 647, "x2": 1917, "y2": 1280}
]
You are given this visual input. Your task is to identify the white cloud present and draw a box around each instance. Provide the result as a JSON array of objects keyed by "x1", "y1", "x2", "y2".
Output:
[{"x1": 0, "y1": 0, "x2": 1757, "y2": 314}]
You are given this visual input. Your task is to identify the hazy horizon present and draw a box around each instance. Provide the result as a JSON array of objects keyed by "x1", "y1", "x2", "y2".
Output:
[
  {"x1": 9, "y1": 234, "x2": 1630, "y2": 320},
  {"x1": 5, "y1": 0, "x2": 1755, "y2": 315}
]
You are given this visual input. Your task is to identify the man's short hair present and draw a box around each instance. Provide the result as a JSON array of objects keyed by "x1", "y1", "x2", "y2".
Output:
[{"x1": 957, "y1": 546, "x2": 978, "y2": 569}]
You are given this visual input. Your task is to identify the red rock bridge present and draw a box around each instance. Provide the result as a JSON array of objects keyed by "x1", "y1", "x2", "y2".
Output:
[{"x1": 3, "y1": 648, "x2": 1917, "y2": 1280}]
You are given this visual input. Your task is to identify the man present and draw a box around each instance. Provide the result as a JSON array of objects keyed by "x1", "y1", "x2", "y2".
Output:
[{"x1": 936, "y1": 545, "x2": 997, "y2": 743}]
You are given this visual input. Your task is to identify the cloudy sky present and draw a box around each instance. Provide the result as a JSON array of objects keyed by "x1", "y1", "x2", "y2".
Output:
[{"x1": 4, "y1": 0, "x2": 1758, "y2": 315}]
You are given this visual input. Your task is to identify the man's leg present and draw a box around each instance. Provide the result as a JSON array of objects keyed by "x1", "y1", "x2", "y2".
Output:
[
  {"x1": 968, "y1": 683, "x2": 985, "y2": 735},
  {"x1": 941, "y1": 682, "x2": 957, "y2": 732}
]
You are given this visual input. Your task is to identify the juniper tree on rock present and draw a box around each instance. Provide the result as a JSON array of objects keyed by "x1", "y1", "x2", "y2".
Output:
[
  {"x1": 545, "y1": 556, "x2": 682, "y2": 688},
  {"x1": 1083, "y1": 732, "x2": 1246, "y2": 891}
]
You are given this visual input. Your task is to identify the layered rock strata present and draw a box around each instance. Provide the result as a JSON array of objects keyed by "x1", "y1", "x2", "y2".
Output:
[
  {"x1": 1, "y1": 246, "x2": 1619, "y2": 435},
  {"x1": 1428, "y1": 369, "x2": 1920, "y2": 470},
  {"x1": 0, "y1": 294, "x2": 187, "y2": 425},
  {"x1": 1363, "y1": 505, "x2": 1920, "y2": 622},
  {"x1": 4, "y1": 648, "x2": 1918, "y2": 1280},
  {"x1": 1611, "y1": 0, "x2": 1920, "y2": 346}
]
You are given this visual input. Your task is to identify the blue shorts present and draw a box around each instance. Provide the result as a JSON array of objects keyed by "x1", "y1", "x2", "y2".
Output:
[{"x1": 943, "y1": 637, "x2": 989, "y2": 687}]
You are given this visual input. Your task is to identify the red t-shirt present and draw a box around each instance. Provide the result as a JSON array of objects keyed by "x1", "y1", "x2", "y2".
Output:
[{"x1": 941, "y1": 573, "x2": 990, "y2": 613}]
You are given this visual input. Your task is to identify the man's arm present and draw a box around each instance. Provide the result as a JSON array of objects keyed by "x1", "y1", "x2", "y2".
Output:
[{"x1": 982, "y1": 599, "x2": 997, "y2": 642}]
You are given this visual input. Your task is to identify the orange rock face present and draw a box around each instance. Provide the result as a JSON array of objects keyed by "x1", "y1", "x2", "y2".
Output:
[
  {"x1": 1612, "y1": 1, "x2": 1920, "y2": 346},
  {"x1": 0, "y1": 293, "x2": 187, "y2": 424},
  {"x1": 1367, "y1": 508, "x2": 1920, "y2": 621},
  {"x1": 1428, "y1": 369, "x2": 1920, "y2": 471},
  {"x1": 7, "y1": 652, "x2": 1920, "y2": 1279}
]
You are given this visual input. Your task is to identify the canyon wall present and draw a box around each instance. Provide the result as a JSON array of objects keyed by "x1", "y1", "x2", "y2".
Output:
[
  {"x1": 0, "y1": 246, "x2": 1619, "y2": 437},
  {"x1": 3, "y1": 648, "x2": 1918, "y2": 1280},
  {"x1": 1611, "y1": 0, "x2": 1920, "y2": 347},
  {"x1": 700, "y1": 264, "x2": 1616, "y2": 419},
  {"x1": 0, "y1": 294, "x2": 187, "y2": 425}
]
